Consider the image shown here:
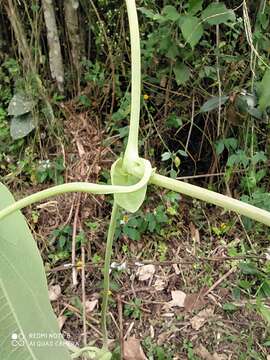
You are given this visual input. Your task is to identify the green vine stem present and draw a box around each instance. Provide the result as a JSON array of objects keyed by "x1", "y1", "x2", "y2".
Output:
[
  {"x1": 122, "y1": 0, "x2": 141, "y2": 171},
  {"x1": 151, "y1": 173, "x2": 270, "y2": 227},
  {"x1": 101, "y1": 201, "x2": 119, "y2": 348},
  {"x1": 0, "y1": 159, "x2": 151, "y2": 222},
  {"x1": 2, "y1": 171, "x2": 270, "y2": 228}
]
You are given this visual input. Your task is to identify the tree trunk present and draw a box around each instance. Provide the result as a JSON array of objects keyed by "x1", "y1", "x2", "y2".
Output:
[
  {"x1": 4, "y1": 0, "x2": 33, "y2": 72},
  {"x1": 42, "y1": 0, "x2": 64, "y2": 93},
  {"x1": 64, "y1": 0, "x2": 81, "y2": 94}
]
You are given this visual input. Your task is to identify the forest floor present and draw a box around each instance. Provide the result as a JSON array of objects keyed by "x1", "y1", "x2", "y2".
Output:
[{"x1": 17, "y1": 108, "x2": 270, "y2": 360}]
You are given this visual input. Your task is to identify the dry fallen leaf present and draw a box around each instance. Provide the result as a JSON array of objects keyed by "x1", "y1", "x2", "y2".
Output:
[
  {"x1": 167, "y1": 290, "x2": 186, "y2": 308},
  {"x1": 48, "y1": 284, "x2": 61, "y2": 301},
  {"x1": 190, "y1": 223, "x2": 200, "y2": 243},
  {"x1": 172, "y1": 264, "x2": 180, "y2": 275},
  {"x1": 123, "y1": 337, "x2": 148, "y2": 360},
  {"x1": 57, "y1": 315, "x2": 67, "y2": 330},
  {"x1": 184, "y1": 288, "x2": 208, "y2": 312},
  {"x1": 154, "y1": 277, "x2": 166, "y2": 291},
  {"x1": 194, "y1": 345, "x2": 212, "y2": 360},
  {"x1": 137, "y1": 264, "x2": 155, "y2": 281},
  {"x1": 85, "y1": 299, "x2": 98, "y2": 313},
  {"x1": 190, "y1": 308, "x2": 214, "y2": 330},
  {"x1": 212, "y1": 353, "x2": 227, "y2": 360},
  {"x1": 194, "y1": 345, "x2": 227, "y2": 360}
]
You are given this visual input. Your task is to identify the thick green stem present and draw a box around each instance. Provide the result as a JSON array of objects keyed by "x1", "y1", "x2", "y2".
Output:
[
  {"x1": 123, "y1": 0, "x2": 141, "y2": 170},
  {"x1": 101, "y1": 201, "x2": 119, "y2": 348},
  {"x1": 151, "y1": 173, "x2": 270, "y2": 227},
  {"x1": 0, "y1": 159, "x2": 151, "y2": 222}
]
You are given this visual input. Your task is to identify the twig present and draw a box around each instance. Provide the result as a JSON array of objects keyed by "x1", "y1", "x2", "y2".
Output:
[
  {"x1": 205, "y1": 267, "x2": 236, "y2": 296},
  {"x1": 48, "y1": 254, "x2": 267, "y2": 273},
  {"x1": 185, "y1": 95, "x2": 195, "y2": 153},
  {"x1": 64, "y1": 303, "x2": 103, "y2": 337},
  {"x1": 237, "y1": 214, "x2": 255, "y2": 251},
  {"x1": 124, "y1": 322, "x2": 134, "y2": 340}
]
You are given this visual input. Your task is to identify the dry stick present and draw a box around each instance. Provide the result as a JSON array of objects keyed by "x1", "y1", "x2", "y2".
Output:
[
  {"x1": 48, "y1": 254, "x2": 266, "y2": 273},
  {"x1": 205, "y1": 267, "x2": 236, "y2": 296},
  {"x1": 237, "y1": 214, "x2": 254, "y2": 251},
  {"x1": 143, "y1": 80, "x2": 190, "y2": 98},
  {"x1": 164, "y1": 62, "x2": 172, "y2": 118},
  {"x1": 64, "y1": 303, "x2": 103, "y2": 338},
  {"x1": 198, "y1": 113, "x2": 209, "y2": 161},
  {"x1": 185, "y1": 95, "x2": 195, "y2": 153}
]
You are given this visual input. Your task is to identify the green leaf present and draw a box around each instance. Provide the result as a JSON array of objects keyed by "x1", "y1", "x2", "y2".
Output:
[
  {"x1": 180, "y1": 15, "x2": 203, "y2": 48},
  {"x1": 0, "y1": 183, "x2": 71, "y2": 359},
  {"x1": 189, "y1": 0, "x2": 204, "y2": 15},
  {"x1": 123, "y1": 226, "x2": 141, "y2": 241},
  {"x1": 161, "y1": 152, "x2": 171, "y2": 161},
  {"x1": 224, "y1": 138, "x2": 238, "y2": 150},
  {"x1": 223, "y1": 303, "x2": 237, "y2": 312},
  {"x1": 173, "y1": 63, "x2": 190, "y2": 85},
  {"x1": 258, "y1": 303, "x2": 270, "y2": 325},
  {"x1": 111, "y1": 158, "x2": 149, "y2": 213},
  {"x1": 200, "y1": 95, "x2": 229, "y2": 112},
  {"x1": 71, "y1": 346, "x2": 112, "y2": 360},
  {"x1": 261, "y1": 280, "x2": 270, "y2": 298},
  {"x1": 138, "y1": 7, "x2": 162, "y2": 21},
  {"x1": 215, "y1": 140, "x2": 225, "y2": 155},
  {"x1": 166, "y1": 114, "x2": 182, "y2": 129},
  {"x1": 258, "y1": 69, "x2": 270, "y2": 112},
  {"x1": 239, "y1": 262, "x2": 261, "y2": 275},
  {"x1": 178, "y1": 149, "x2": 188, "y2": 157},
  {"x1": 247, "y1": 107, "x2": 263, "y2": 120},
  {"x1": 8, "y1": 93, "x2": 35, "y2": 116},
  {"x1": 202, "y1": 3, "x2": 236, "y2": 26},
  {"x1": 162, "y1": 5, "x2": 180, "y2": 21},
  {"x1": 10, "y1": 113, "x2": 36, "y2": 140}
]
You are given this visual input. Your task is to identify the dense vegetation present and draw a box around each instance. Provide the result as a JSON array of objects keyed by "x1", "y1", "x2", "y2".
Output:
[{"x1": 1, "y1": 1, "x2": 270, "y2": 359}]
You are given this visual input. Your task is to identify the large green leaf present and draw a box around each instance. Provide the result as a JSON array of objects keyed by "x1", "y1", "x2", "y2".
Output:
[
  {"x1": 111, "y1": 159, "x2": 149, "y2": 213},
  {"x1": 8, "y1": 93, "x2": 35, "y2": 117},
  {"x1": 202, "y1": 3, "x2": 235, "y2": 26},
  {"x1": 0, "y1": 183, "x2": 71, "y2": 360},
  {"x1": 173, "y1": 63, "x2": 190, "y2": 85},
  {"x1": 162, "y1": 5, "x2": 180, "y2": 22},
  {"x1": 200, "y1": 95, "x2": 229, "y2": 112},
  {"x1": 10, "y1": 113, "x2": 36, "y2": 140},
  {"x1": 258, "y1": 69, "x2": 270, "y2": 112},
  {"x1": 188, "y1": 0, "x2": 204, "y2": 15},
  {"x1": 180, "y1": 15, "x2": 203, "y2": 48}
]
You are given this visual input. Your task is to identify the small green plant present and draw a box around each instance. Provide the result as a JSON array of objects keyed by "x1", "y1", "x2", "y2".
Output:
[
  {"x1": 142, "y1": 337, "x2": 173, "y2": 360},
  {"x1": 115, "y1": 191, "x2": 180, "y2": 242},
  {"x1": 183, "y1": 340, "x2": 198, "y2": 360},
  {"x1": 124, "y1": 298, "x2": 142, "y2": 319},
  {"x1": 49, "y1": 225, "x2": 73, "y2": 264},
  {"x1": 36, "y1": 157, "x2": 65, "y2": 184},
  {"x1": 2, "y1": 2, "x2": 270, "y2": 360}
]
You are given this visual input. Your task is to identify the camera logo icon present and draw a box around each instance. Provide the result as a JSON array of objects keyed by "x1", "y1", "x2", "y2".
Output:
[{"x1": 11, "y1": 333, "x2": 25, "y2": 347}]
